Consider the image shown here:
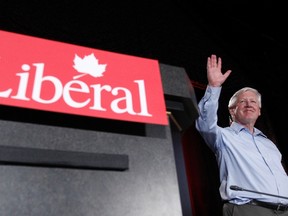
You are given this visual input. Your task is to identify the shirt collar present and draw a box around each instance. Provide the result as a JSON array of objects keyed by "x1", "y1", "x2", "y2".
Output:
[{"x1": 230, "y1": 122, "x2": 267, "y2": 138}]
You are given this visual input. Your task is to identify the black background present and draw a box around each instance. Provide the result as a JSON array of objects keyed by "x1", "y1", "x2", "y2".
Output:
[{"x1": 1, "y1": 0, "x2": 287, "y2": 178}]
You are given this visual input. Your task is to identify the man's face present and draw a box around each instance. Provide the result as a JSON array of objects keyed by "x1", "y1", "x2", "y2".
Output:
[{"x1": 230, "y1": 91, "x2": 261, "y2": 125}]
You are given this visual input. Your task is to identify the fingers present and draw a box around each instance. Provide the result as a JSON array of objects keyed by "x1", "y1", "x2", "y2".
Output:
[
  {"x1": 211, "y1": 55, "x2": 217, "y2": 67},
  {"x1": 207, "y1": 56, "x2": 211, "y2": 68},
  {"x1": 217, "y1": 56, "x2": 222, "y2": 69},
  {"x1": 207, "y1": 54, "x2": 220, "y2": 68}
]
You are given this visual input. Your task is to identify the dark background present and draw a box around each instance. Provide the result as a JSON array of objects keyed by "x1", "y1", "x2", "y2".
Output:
[{"x1": 0, "y1": 1, "x2": 287, "y2": 215}]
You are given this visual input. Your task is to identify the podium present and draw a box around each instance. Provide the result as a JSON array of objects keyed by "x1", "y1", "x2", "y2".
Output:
[{"x1": 0, "y1": 63, "x2": 198, "y2": 216}]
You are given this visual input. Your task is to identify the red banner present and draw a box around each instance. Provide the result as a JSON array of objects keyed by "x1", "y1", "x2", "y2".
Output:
[{"x1": 0, "y1": 30, "x2": 168, "y2": 125}]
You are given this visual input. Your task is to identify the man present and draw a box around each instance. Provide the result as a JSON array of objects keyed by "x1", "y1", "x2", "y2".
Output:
[{"x1": 195, "y1": 54, "x2": 288, "y2": 216}]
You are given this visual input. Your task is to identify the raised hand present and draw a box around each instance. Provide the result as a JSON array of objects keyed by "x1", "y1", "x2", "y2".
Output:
[{"x1": 207, "y1": 54, "x2": 232, "y2": 87}]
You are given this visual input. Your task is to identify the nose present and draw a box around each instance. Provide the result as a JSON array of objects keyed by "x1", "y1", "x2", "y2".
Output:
[{"x1": 244, "y1": 101, "x2": 252, "y2": 107}]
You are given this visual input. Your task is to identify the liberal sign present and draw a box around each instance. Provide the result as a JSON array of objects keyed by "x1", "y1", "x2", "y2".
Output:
[{"x1": 0, "y1": 30, "x2": 168, "y2": 125}]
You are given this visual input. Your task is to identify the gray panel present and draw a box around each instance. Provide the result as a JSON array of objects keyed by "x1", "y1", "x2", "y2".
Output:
[
  {"x1": 160, "y1": 63, "x2": 199, "y2": 131},
  {"x1": 0, "y1": 120, "x2": 182, "y2": 216}
]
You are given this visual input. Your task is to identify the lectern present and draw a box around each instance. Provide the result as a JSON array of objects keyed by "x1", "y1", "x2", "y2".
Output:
[{"x1": 0, "y1": 62, "x2": 198, "y2": 216}]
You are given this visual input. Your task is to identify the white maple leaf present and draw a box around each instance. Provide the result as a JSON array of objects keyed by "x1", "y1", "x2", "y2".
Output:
[{"x1": 73, "y1": 53, "x2": 107, "y2": 79}]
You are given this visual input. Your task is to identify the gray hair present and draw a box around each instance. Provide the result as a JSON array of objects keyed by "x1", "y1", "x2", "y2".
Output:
[{"x1": 228, "y1": 87, "x2": 262, "y2": 109}]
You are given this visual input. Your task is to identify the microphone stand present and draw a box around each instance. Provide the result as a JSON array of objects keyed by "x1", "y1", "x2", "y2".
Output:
[{"x1": 230, "y1": 185, "x2": 288, "y2": 200}]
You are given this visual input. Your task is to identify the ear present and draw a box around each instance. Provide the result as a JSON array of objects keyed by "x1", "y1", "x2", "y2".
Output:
[{"x1": 229, "y1": 108, "x2": 235, "y2": 117}]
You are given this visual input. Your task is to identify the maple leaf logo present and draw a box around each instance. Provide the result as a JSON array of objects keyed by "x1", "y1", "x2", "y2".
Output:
[{"x1": 73, "y1": 53, "x2": 107, "y2": 79}]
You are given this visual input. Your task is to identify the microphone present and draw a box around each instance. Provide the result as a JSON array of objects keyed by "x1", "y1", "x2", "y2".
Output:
[
  {"x1": 230, "y1": 185, "x2": 243, "y2": 191},
  {"x1": 230, "y1": 185, "x2": 288, "y2": 200}
]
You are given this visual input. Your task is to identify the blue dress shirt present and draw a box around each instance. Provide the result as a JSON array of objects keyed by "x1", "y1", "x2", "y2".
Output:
[{"x1": 195, "y1": 85, "x2": 288, "y2": 205}]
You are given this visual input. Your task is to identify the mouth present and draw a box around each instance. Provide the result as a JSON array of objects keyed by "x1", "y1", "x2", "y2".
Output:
[{"x1": 244, "y1": 109, "x2": 255, "y2": 114}]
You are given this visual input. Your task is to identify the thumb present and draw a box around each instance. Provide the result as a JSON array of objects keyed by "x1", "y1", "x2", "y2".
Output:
[{"x1": 223, "y1": 70, "x2": 232, "y2": 80}]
